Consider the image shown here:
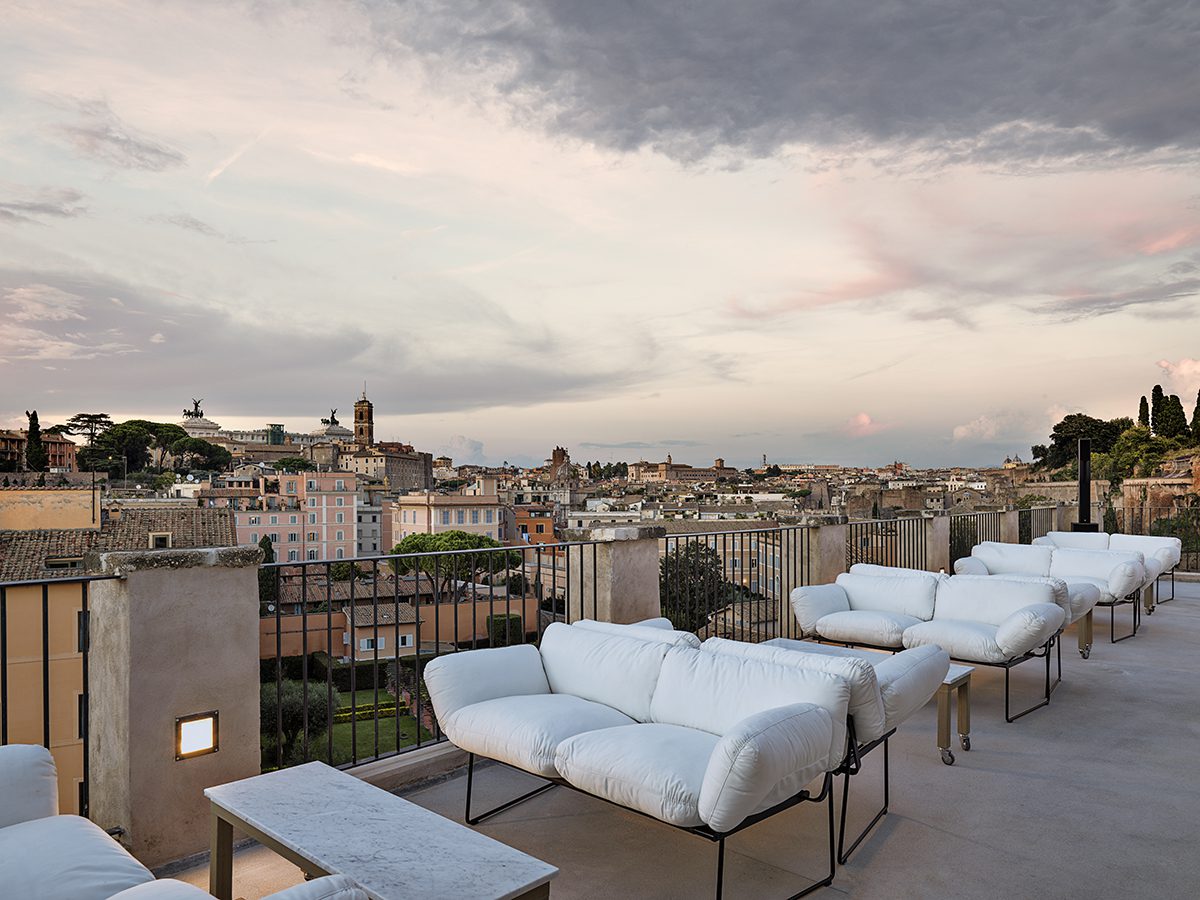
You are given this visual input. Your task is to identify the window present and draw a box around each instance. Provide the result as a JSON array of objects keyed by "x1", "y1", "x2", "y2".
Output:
[
  {"x1": 77, "y1": 611, "x2": 88, "y2": 653},
  {"x1": 371, "y1": 515, "x2": 377, "y2": 523},
  {"x1": 336, "y1": 548, "x2": 344, "y2": 559},
  {"x1": 399, "y1": 634, "x2": 413, "y2": 648},
  {"x1": 307, "y1": 550, "x2": 318, "y2": 560},
  {"x1": 336, "y1": 530, "x2": 344, "y2": 541},
  {"x1": 250, "y1": 532, "x2": 259, "y2": 543},
  {"x1": 336, "y1": 512, "x2": 344, "y2": 524},
  {"x1": 335, "y1": 479, "x2": 345, "y2": 490},
  {"x1": 288, "y1": 550, "x2": 298, "y2": 562},
  {"x1": 402, "y1": 510, "x2": 408, "y2": 523},
  {"x1": 286, "y1": 481, "x2": 296, "y2": 493},
  {"x1": 288, "y1": 533, "x2": 298, "y2": 542},
  {"x1": 309, "y1": 513, "x2": 316, "y2": 524},
  {"x1": 441, "y1": 511, "x2": 451, "y2": 525},
  {"x1": 248, "y1": 515, "x2": 260, "y2": 525},
  {"x1": 269, "y1": 515, "x2": 278, "y2": 525},
  {"x1": 308, "y1": 498, "x2": 316, "y2": 508},
  {"x1": 471, "y1": 510, "x2": 479, "y2": 524},
  {"x1": 535, "y1": 523, "x2": 545, "y2": 534},
  {"x1": 290, "y1": 515, "x2": 297, "y2": 524},
  {"x1": 359, "y1": 637, "x2": 386, "y2": 652},
  {"x1": 485, "y1": 510, "x2": 494, "y2": 524},
  {"x1": 336, "y1": 497, "x2": 344, "y2": 507},
  {"x1": 78, "y1": 693, "x2": 86, "y2": 740},
  {"x1": 456, "y1": 510, "x2": 465, "y2": 524},
  {"x1": 307, "y1": 531, "x2": 318, "y2": 541},
  {"x1": 46, "y1": 557, "x2": 84, "y2": 570},
  {"x1": 307, "y1": 480, "x2": 316, "y2": 490},
  {"x1": 269, "y1": 533, "x2": 279, "y2": 543}
]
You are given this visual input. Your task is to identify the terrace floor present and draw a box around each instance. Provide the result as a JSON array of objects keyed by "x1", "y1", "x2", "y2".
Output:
[{"x1": 173, "y1": 580, "x2": 1200, "y2": 899}]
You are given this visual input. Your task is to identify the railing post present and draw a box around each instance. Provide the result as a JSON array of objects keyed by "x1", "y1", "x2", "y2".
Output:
[
  {"x1": 85, "y1": 546, "x2": 264, "y2": 867},
  {"x1": 807, "y1": 520, "x2": 848, "y2": 586},
  {"x1": 563, "y1": 527, "x2": 666, "y2": 623},
  {"x1": 925, "y1": 512, "x2": 951, "y2": 573},
  {"x1": 1000, "y1": 509, "x2": 1021, "y2": 544}
]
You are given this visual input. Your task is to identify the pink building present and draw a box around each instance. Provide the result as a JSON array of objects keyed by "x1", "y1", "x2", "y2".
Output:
[{"x1": 392, "y1": 491, "x2": 506, "y2": 543}]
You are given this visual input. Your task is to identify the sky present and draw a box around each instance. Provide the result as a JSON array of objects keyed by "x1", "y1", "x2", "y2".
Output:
[{"x1": 2, "y1": 0, "x2": 1199, "y2": 469}]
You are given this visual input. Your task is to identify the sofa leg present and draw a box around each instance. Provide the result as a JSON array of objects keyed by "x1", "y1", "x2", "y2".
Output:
[
  {"x1": 1003, "y1": 652, "x2": 1052, "y2": 723},
  {"x1": 1078, "y1": 612, "x2": 1092, "y2": 659},
  {"x1": 837, "y1": 739, "x2": 888, "y2": 864},
  {"x1": 464, "y1": 753, "x2": 556, "y2": 826},
  {"x1": 1049, "y1": 637, "x2": 1062, "y2": 694},
  {"x1": 1109, "y1": 599, "x2": 1139, "y2": 644}
]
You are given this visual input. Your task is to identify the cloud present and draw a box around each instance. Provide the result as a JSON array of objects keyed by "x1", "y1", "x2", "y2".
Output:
[
  {"x1": 1037, "y1": 277, "x2": 1200, "y2": 321},
  {"x1": 0, "y1": 187, "x2": 87, "y2": 224},
  {"x1": 5, "y1": 284, "x2": 88, "y2": 322},
  {"x1": 53, "y1": 99, "x2": 185, "y2": 171},
  {"x1": 206, "y1": 129, "x2": 269, "y2": 185},
  {"x1": 150, "y1": 213, "x2": 223, "y2": 238},
  {"x1": 843, "y1": 413, "x2": 889, "y2": 438},
  {"x1": 579, "y1": 439, "x2": 702, "y2": 449},
  {"x1": 364, "y1": 1, "x2": 1200, "y2": 167},
  {"x1": 1157, "y1": 358, "x2": 1200, "y2": 396},
  {"x1": 439, "y1": 434, "x2": 486, "y2": 465},
  {"x1": 952, "y1": 416, "x2": 1001, "y2": 443}
]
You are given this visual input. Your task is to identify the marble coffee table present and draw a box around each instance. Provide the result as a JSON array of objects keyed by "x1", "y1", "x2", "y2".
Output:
[{"x1": 205, "y1": 762, "x2": 558, "y2": 900}]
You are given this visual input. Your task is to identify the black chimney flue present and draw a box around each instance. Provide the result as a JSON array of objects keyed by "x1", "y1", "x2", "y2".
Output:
[{"x1": 1072, "y1": 437, "x2": 1099, "y2": 532}]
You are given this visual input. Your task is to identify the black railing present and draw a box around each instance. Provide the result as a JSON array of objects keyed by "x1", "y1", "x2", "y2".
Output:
[
  {"x1": 949, "y1": 512, "x2": 1002, "y2": 571},
  {"x1": 846, "y1": 517, "x2": 927, "y2": 570},
  {"x1": 259, "y1": 540, "x2": 605, "y2": 772},
  {"x1": 0, "y1": 575, "x2": 117, "y2": 818},
  {"x1": 1103, "y1": 505, "x2": 1200, "y2": 572},
  {"x1": 1018, "y1": 507, "x2": 1056, "y2": 543},
  {"x1": 661, "y1": 526, "x2": 813, "y2": 643}
]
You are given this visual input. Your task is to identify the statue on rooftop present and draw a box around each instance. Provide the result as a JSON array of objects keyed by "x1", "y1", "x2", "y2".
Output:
[
  {"x1": 183, "y1": 398, "x2": 204, "y2": 419},
  {"x1": 320, "y1": 408, "x2": 340, "y2": 427}
]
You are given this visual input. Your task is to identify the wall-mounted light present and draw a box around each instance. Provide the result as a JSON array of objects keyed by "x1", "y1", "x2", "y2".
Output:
[{"x1": 175, "y1": 710, "x2": 219, "y2": 760}]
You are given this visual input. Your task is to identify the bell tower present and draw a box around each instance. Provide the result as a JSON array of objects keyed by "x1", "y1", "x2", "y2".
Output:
[{"x1": 354, "y1": 387, "x2": 374, "y2": 447}]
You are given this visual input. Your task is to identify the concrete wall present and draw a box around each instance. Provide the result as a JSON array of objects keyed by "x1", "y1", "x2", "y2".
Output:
[
  {"x1": 564, "y1": 527, "x2": 665, "y2": 623},
  {"x1": 0, "y1": 487, "x2": 100, "y2": 530},
  {"x1": 87, "y1": 546, "x2": 262, "y2": 867}
]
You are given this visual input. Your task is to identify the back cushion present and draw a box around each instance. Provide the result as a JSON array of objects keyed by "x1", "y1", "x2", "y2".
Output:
[
  {"x1": 1109, "y1": 534, "x2": 1182, "y2": 568},
  {"x1": 1040, "y1": 531, "x2": 1110, "y2": 551},
  {"x1": 571, "y1": 618, "x2": 701, "y2": 648},
  {"x1": 539, "y1": 622, "x2": 669, "y2": 721},
  {"x1": 650, "y1": 646, "x2": 850, "y2": 767},
  {"x1": 701, "y1": 638, "x2": 887, "y2": 742},
  {"x1": 835, "y1": 572, "x2": 937, "y2": 619},
  {"x1": 1049, "y1": 547, "x2": 1142, "y2": 580},
  {"x1": 850, "y1": 563, "x2": 947, "y2": 582},
  {"x1": 971, "y1": 542, "x2": 1053, "y2": 576},
  {"x1": 933, "y1": 575, "x2": 1055, "y2": 626}
]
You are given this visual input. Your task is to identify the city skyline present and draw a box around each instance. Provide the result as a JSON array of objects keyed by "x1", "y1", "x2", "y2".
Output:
[{"x1": 3, "y1": 2, "x2": 1199, "y2": 469}]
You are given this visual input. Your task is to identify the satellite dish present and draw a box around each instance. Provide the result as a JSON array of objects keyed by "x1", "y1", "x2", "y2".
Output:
[{"x1": 187, "y1": 474, "x2": 195, "y2": 482}]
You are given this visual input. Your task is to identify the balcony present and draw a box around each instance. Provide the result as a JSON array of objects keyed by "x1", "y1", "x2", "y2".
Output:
[{"x1": 2, "y1": 503, "x2": 1198, "y2": 896}]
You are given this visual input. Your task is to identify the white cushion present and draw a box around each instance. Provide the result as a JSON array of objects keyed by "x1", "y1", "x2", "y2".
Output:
[
  {"x1": 790, "y1": 583, "x2": 850, "y2": 634},
  {"x1": 932, "y1": 575, "x2": 1056, "y2": 626},
  {"x1": 539, "y1": 622, "x2": 670, "y2": 722},
  {"x1": 1035, "y1": 531, "x2": 1111, "y2": 551},
  {"x1": 815, "y1": 609, "x2": 922, "y2": 647},
  {"x1": 0, "y1": 744, "x2": 59, "y2": 829},
  {"x1": 902, "y1": 619, "x2": 1012, "y2": 663},
  {"x1": 1049, "y1": 548, "x2": 1145, "y2": 598},
  {"x1": 835, "y1": 572, "x2": 937, "y2": 620},
  {"x1": 0, "y1": 814, "x2": 153, "y2": 900},
  {"x1": 1110, "y1": 534, "x2": 1181, "y2": 571},
  {"x1": 633, "y1": 617, "x2": 676, "y2": 630},
  {"x1": 1060, "y1": 580, "x2": 1101, "y2": 622},
  {"x1": 443, "y1": 694, "x2": 636, "y2": 776},
  {"x1": 870, "y1": 646, "x2": 951, "y2": 728},
  {"x1": 423, "y1": 644, "x2": 550, "y2": 722},
  {"x1": 649, "y1": 647, "x2": 849, "y2": 772},
  {"x1": 111, "y1": 876, "x2": 368, "y2": 900},
  {"x1": 701, "y1": 637, "x2": 888, "y2": 743},
  {"x1": 964, "y1": 573, "x2": 1072, "y2": 621},
  {"x1": 571, "y1": 618, "x2": 701, "y2": 648},
  {"x1": 849, "y1": 563, "x2": 946, "y2": 582},
  {"x1": 968, "y1": 542, "x2": 1053, "y2": 577},
  {"x1": 1056, "y1": 574, "x2": 1118, "y2": 605},
  {"x1": 555, "y1": 723, "x2": 717, "y2": 827}
]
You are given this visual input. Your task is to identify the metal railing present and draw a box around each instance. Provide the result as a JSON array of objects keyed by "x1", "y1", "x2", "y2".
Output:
[
  {"x1": 660, "y1": 526, "x2": 813, "y2": 644},
  {"x1": 0, "y1": 575, "x2": 117, "y2": 818},
  {"x1": 1100, "y1": 504, "x2": 1200, "y2": 572},
  {"x1": 258, "y1": 540, "x2": 605, "y2": 772},
  {"x1": 846, "y1": 517, "x2": 927, "y2": 570},
  {"x1": 1018, "y1": 506, "x2": 1056, "y2": 544},
  {"x1": 949, "y1": 511, "x2": 1002, "y2": 571}
]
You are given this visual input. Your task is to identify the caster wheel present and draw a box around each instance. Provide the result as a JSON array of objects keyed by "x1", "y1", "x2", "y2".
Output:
[
  {"x1": 960, "y1": 735, "x2": 971, "y2": 752},
  {"x1": 941, "y1": 749, "x2": 955, "y2": 766},
  {"x1": 1080, "y1": 647, "x2": 1091, "y2": 659},
  {"x1": 1147, "y1": 607, "x2": 1155, "y2": 616}
]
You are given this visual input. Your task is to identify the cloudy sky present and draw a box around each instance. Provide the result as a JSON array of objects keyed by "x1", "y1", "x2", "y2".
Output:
[{"x1": 2, "y1": 1, "x2": 1199, "y2": 468}]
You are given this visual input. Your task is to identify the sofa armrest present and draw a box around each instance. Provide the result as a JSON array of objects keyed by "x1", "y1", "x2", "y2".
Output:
[
  {"x1": 953, "y1": 557, "x2": 988, "y2": 576},
  {"x1": 0, "y1": 744, "x2": 59, "y2": 829},
  {"x1": 423, "y1": 644, "x2": 550, "y2": 722},
  {"x1": 789, "y1": 584, "x2": 849, "y2": 635},
  {"x1": 870, "y1": 646, "x2": 950, "y2": 730},
  {"x1": 995, "y1": 603, "x2": 1065, "y2": 657},
  {"x1": 1031, "y1": 536, "x2": 1054, "y2": 548},
  {"x1": 269, "y1": 876, "x2": 369, "y2": 900},
  {"x1": 1108, "y1": 559, "x2": 1146, "y2": 598},
  {"x1": 698, "y1": 703, "x2": 833, "y2": 834}
]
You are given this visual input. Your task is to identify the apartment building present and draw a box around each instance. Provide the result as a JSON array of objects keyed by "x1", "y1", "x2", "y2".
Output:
[
  {"x1": 0, "y1": 429, "x2": 79, "y2": 472},
  {"x1": 225, "y1": 471, "x2": 358, "y2": 562},
  {"x1": 392, "y1": 491, "x2": 506, "y2": 543}
]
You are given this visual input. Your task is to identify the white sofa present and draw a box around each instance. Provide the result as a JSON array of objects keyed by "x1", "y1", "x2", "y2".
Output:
[
  {"x1": 0, "y1": 744, "x2": 366, "y2": 900},
  {"x1": 956, "y1": 540, "x2": 1146, "y2": 643},
  {"x1": 791, "y1": 571, "x2": 1065, "y2": 721},
  {"x1": 1033, "y1": 531, "x2": 1182, "y2": 608}
]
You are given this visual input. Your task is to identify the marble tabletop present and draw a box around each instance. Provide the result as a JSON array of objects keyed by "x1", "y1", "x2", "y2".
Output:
[{"x1": 205, "y1": 762, "x2": 557, "y2": 900}]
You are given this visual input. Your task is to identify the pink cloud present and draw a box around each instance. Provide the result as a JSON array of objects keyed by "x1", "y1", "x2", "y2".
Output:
[
  {"x1": 844, "y1": 412, "x2": 890, "y2": 438},
  {"x1": 1157, "y1": 358, "x2": 1200, "y2": 396}
]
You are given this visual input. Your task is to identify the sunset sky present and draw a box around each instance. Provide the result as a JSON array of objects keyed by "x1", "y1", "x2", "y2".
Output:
[{"x1": 3, "y1": 1, "x2": 1199, "y2": 468}]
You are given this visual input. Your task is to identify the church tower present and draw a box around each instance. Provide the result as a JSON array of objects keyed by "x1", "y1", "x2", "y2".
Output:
[{"x1": 354, "y1": 388, "x2": 374, "y2": 447}]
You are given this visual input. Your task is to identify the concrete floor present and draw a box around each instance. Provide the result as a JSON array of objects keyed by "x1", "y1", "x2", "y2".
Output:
[{"x1": 174, "y1": 581, "x2": 1200, "y2": 899}]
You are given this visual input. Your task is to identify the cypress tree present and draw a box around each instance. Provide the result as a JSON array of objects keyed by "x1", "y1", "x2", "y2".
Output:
[
  {"x1": 1137, "y1": 395, "x2": 1150, "y2": 428},
  {"x1": 1150, "y1": 384, "x2": 1165, "y2": 433},
  {"x1": 1191, "y1": 389, "x2": 1200, "y2": 440},
  {"x1": 1157, "y1": 395, "x2": 1189, "y2": 438},
  {"x1": 24, "y1": 410, "x2": 48, "y2": 472}
]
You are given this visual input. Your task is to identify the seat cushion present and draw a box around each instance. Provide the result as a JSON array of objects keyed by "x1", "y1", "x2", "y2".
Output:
[
  {"x1": 815, "y1": 609, "x2": 921, "y2": 648},
  {"x1": 0, "y1": 814, "x2": 153, "y2": 900},
  {"x1": 443, "y1": 694, "x2": 636, "y2": 776},
  {"x1": 902, "y1": 619, "x2": 1010, "y2": 664},
  {"x1": 1057, "y1": 574, "x2": 1118, "y2": 605},
  {"x1": 556, "y1": 723, "x2": 718, "y2": 826}
]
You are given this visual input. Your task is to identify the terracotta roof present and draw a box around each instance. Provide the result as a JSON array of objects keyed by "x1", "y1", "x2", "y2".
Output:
[
  {"x1": 343, "y1": 601, "x2": 419, "y2": 627},
  {"x1": 277, "y1": 574, "x2": 438, "y2": 605},
  {"x1": 0, "y1": 507, "x2": 237, "y2": 582}
]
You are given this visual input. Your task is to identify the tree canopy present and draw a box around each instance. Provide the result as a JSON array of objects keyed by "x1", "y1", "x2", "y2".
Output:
[
  {"x1": 388, "y1": 531, "x2": 522, "y2": 599},
  {"x1": 169, "y1": 437, "x2": 232, "y2": 473},
  {"x1": 274, "y1": 456, "x2": 316, "y2": 472},
  {"x1": 24, "y1": 410, "x2": 47, "y2": 472},
  {"x1": 1031, "y1": 413, "x2": 1133, "y2": 469}
]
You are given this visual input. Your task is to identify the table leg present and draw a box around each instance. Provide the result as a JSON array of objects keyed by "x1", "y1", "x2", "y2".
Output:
[
  {"x1": 936, "y1": 684, "x2": 952, "y2": 764},
  {"x1": 210, "y1": 810, "x2": 234, "y2": 900},
  {"x1": 957, "y1": 678, "x2": 971, "y2": 751}
]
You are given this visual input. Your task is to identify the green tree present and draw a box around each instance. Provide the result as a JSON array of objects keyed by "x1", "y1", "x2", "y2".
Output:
[
  {"x1": 260, "y1": 680, "x2": 340, "y2": 766},
  {"x1": 1151, "y1": 384, "x2": 1165, "y2": 433},
  {"x1": 765, "y1": 464, "x2": 782, "y2": 477},
  {"x1": 1192, "y1": 390, "x2": 1200, "y2": 440},
  {"x1": 487, "y1": 613, "x2": 524, "y2": 647},
  {"x1": 1092, "y1": 427, "x2": 1173, "y2": 482},
  {"x1": 1031, "y1": 413, "x2": 1132, "y2": 469},
  {"x1": 659, "y1": 541, "x2": 756, "y2": 633},
  {"x1": 169, "y1": 437, "x2": 232, "y2": 472},
  {"x1": 153, "y1": 472, "x2": 175, "y2": 492},
  {"x1": 1156, "y1": 395, "x2": 1189, "y2": 438},
  {"x1": 93, "y1": 421, "x2": 155, "y2": 472},
  {"x1": 1138, "y1": 395, "x2": 1150, "y2": 428},
  {"x1": 274, "y1": 456, "x2": 316, "y2": 472},
  {"x1": 330, "y1": 561, "x2": 364, "y2": 581},
  {"x1": 258, "y1": 535, "x2": 279, "y2": 611},
  {"x1": 63, "y1": 413, "x2": 113, "y2": 471},
  {"x1": 388, "y1": 531, "x2": 521, "y2": 600},
  {"x1": 24, "y1": 410, "x2": 48, "y2": 471}
]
